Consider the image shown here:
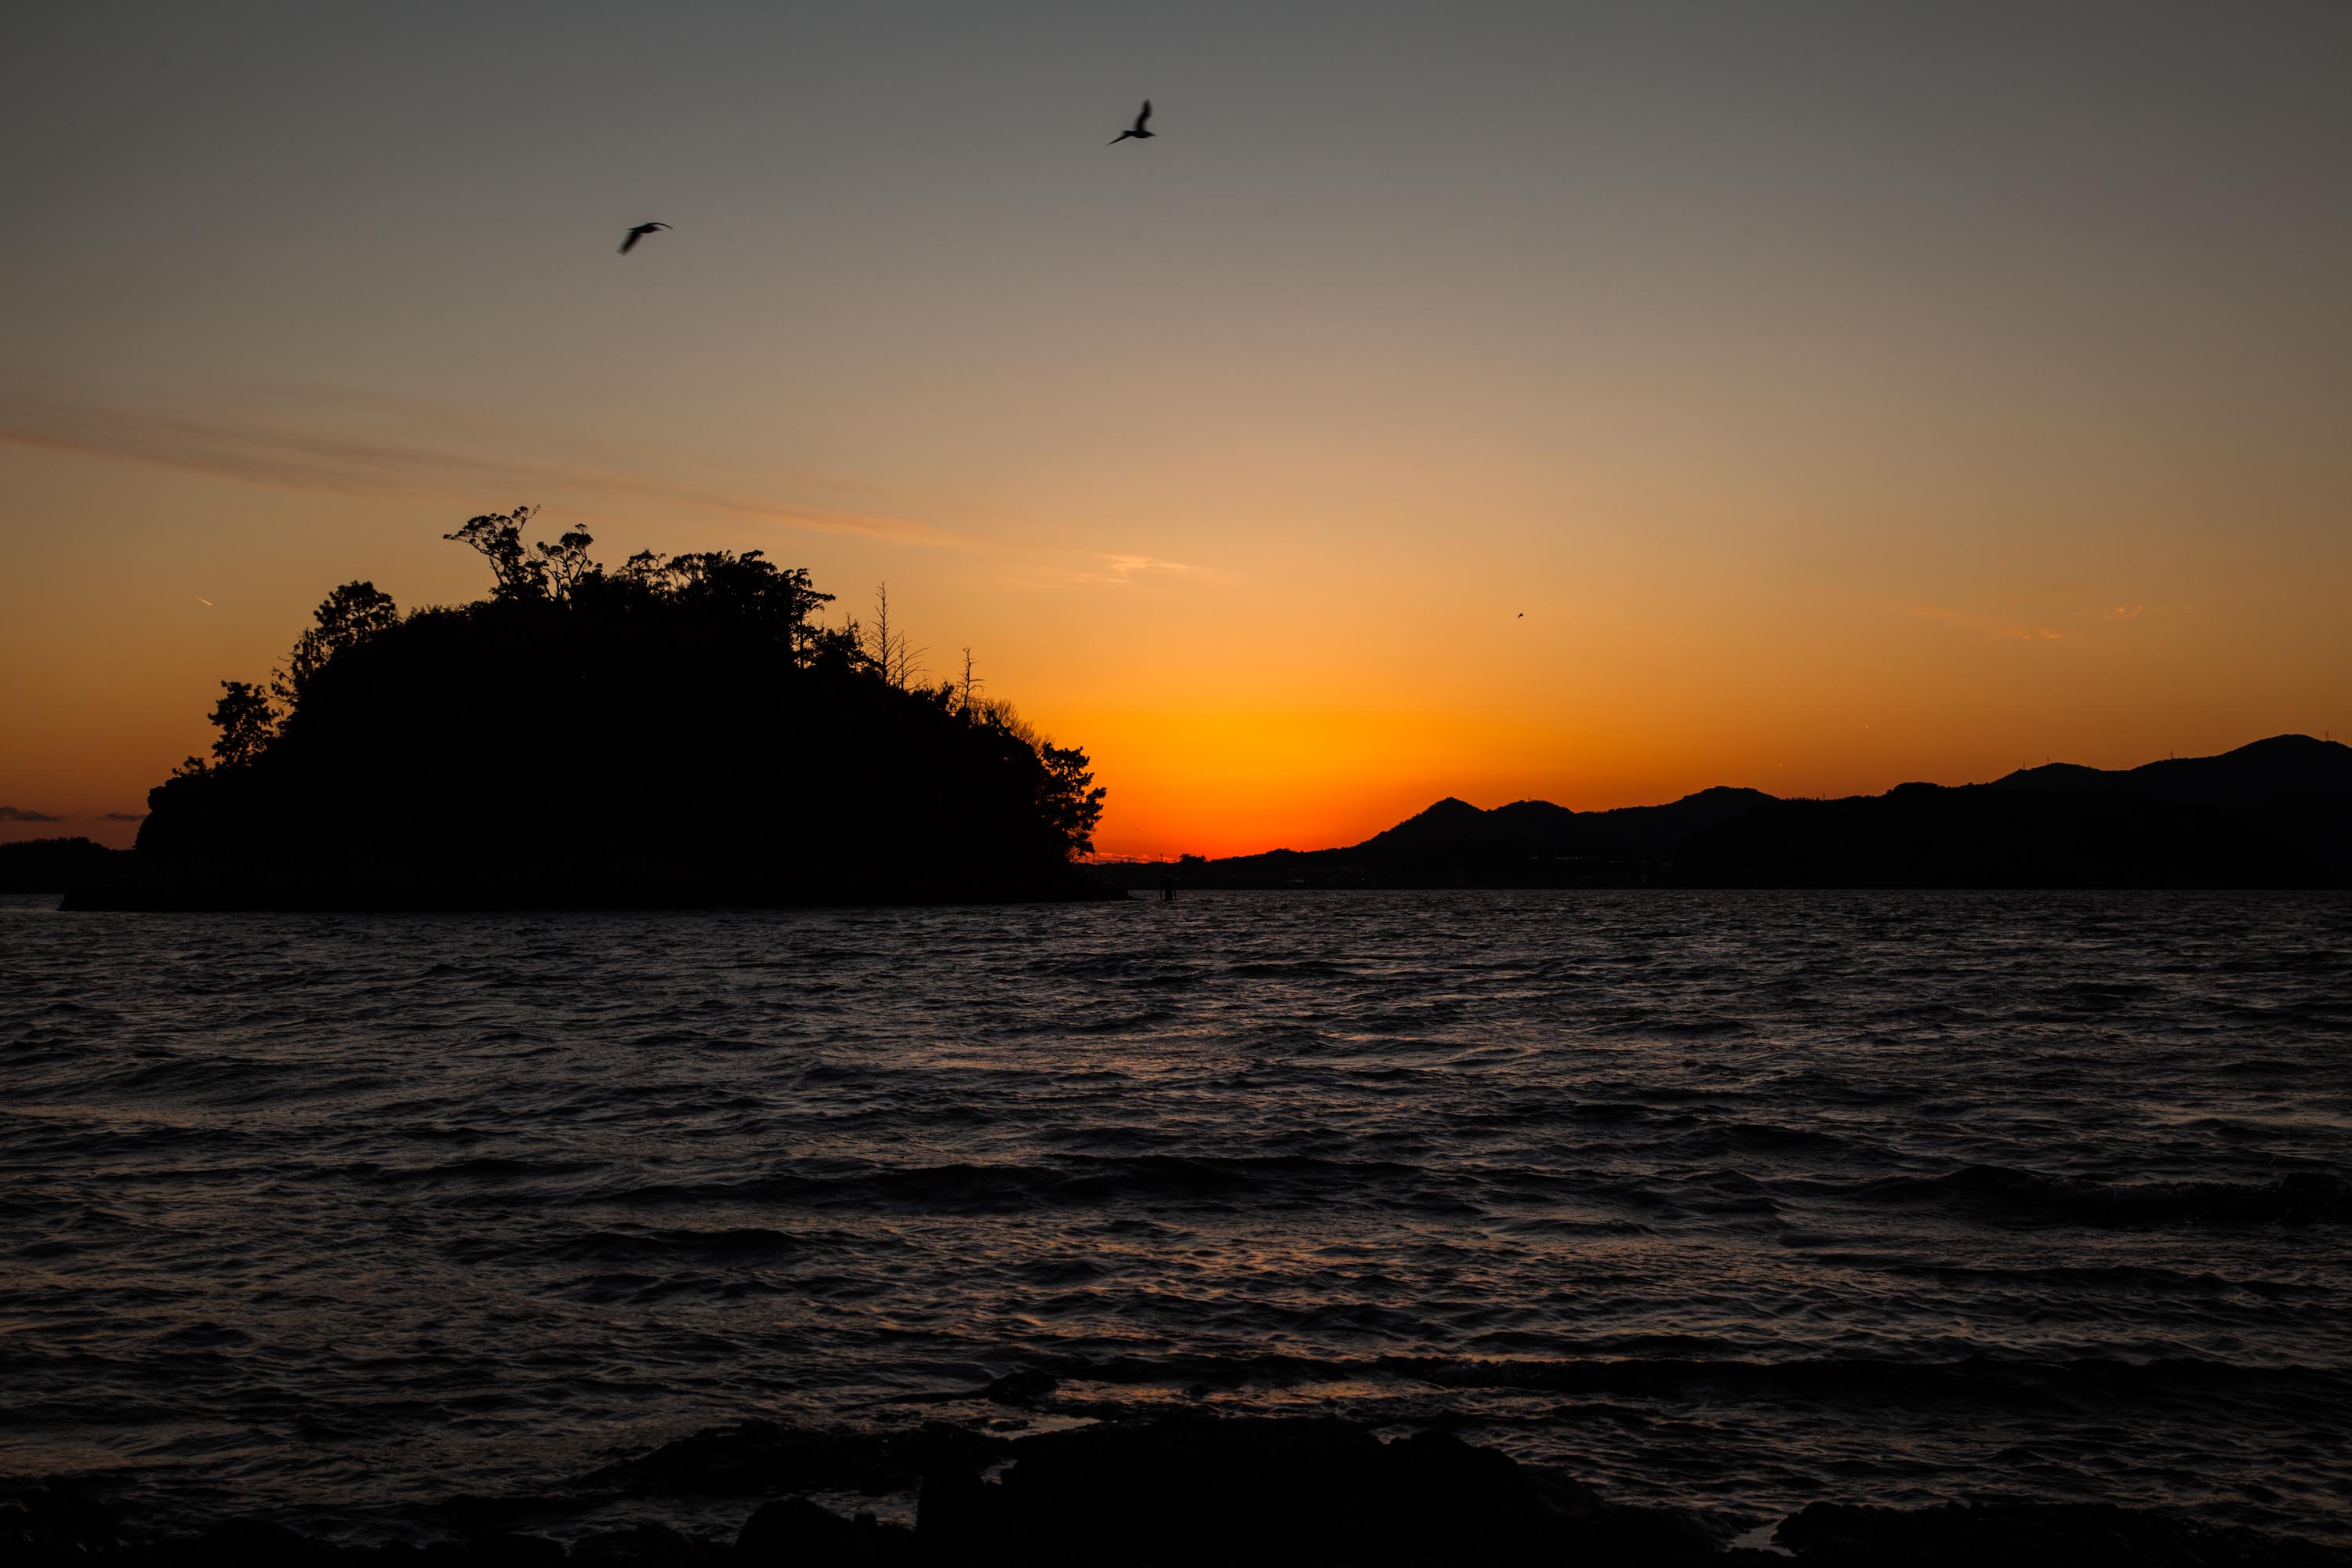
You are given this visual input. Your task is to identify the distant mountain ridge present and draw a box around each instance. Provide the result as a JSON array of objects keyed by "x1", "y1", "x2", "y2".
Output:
[
  {"x1": 1675, "y1": 778, "x2": 2328, "y2": 890},
  {"x1": 1994, "y1": 733, "x2": 2350, "y2": 798},
  {"x1": 1358, "y1": 786, "x2": 1776, "y2": 858},
  {"x1": 1990, "y1": 733, "x2": 2352, "y2": 869},
  {"x1": 1091, "y1": 735, "x2": 2347, "y2": 891}
]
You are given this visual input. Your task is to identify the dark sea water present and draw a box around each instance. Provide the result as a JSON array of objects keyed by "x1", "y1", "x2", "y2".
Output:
[{"x1": 2, "y1": 890, "x2": 2347, "y2": 1547}]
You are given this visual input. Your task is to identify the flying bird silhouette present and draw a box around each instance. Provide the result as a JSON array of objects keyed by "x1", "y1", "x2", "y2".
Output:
[
  {"x1": 1109, "y1": 101, "x2": 1154, "y2": 144},
  {"x1": 619, "y1": 222, "x2": 670, "y2": 255},
  {"x1": 1516, "y1": 612, "x2": 1524, "y2": 619}
]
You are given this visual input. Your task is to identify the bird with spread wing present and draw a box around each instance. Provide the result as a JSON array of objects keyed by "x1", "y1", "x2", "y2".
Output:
[{"x1": 1109, "y1": 101, "x2": 1155, "y2": 144}]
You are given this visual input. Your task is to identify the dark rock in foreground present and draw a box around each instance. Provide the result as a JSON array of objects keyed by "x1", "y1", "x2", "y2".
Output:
[
  {"x1": 8, "y1": 1413, "x2": 2343, "y2": 1566},
  {"x1": 735, "y1": 1497, "x2": 914, "y2": 1564},
  {"x1": 964, "y1": 1412, "x2": 1718, "y2": 1565},
  {"x1": 575, "y1": 1417, "x2": 999, "y2": 1499},
  {"x1": 1773, "y1": 1499, "x2": 2347, "y2": 1567}
]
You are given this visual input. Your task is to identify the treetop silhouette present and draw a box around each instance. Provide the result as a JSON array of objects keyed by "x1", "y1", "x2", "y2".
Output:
[{"x1": 132, "y1": 510, "x2": 1106, "y2": 907}]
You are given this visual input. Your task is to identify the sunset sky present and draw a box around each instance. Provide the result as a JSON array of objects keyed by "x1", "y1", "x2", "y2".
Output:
[{"x1": 4, "y1": 2, "x2": 2347, "y2": 857}]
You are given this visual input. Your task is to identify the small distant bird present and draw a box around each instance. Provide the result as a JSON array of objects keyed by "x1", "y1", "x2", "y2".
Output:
[
  {"x1": 619, "y1": 222, "x2": 670, "y2": 255},
  {"x1": 197, "y1": 597, "x2": 213, "y2": 606},
  {"x1": 1516, "y1": 612, "x2": 1524, "y2": 618},
  {"x1": 1109, "y1": 100, "x2": 1154, "y2": 144}
]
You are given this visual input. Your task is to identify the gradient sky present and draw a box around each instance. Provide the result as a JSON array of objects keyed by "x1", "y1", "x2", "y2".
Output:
[{"x1": 4, "y1": 2, "x2": 2348, "y2": 855}]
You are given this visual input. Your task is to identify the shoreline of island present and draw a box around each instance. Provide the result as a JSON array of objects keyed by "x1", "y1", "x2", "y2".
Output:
[{"x1": 14, "y1": 732, "x2": 2344, "y2": 909}]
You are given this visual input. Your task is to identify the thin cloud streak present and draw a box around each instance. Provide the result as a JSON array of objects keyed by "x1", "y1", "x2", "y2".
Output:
[
  {"x1": 1000, "y1": 551, "x2": 1223, "y2": 590},
  {"x1": 1074, "y1": 554, "x2": 1200, "y2": 584},
  {"x1": 1905, "y1": 598, "x2": 2183, "y2": 644},
  {"x1": 1, "y1": 389, "x2": 1238, "y2": 593},
  {"x1": 0, "y1": 393, "x2": 971, "y2": 550},
  {"x1": 1905, "y1": 604, "x2": 2064, "y2": 642}
]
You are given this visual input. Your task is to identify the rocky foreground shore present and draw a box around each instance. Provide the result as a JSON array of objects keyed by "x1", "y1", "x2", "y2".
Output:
[{"x1": 6, "y1": 1410, "x2": 2341, "y2": 1567}]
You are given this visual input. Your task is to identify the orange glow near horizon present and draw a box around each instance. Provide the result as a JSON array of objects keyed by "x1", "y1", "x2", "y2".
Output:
[
  {"x1": 4, "y1": 9, "x2": 2348, "y2": 855},
  {"x1": 2, "y1": 426, "x2": 2347, "y2": 860}
]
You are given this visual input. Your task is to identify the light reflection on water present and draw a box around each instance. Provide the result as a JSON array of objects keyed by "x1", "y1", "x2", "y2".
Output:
[{"x1": 0, "y1": 890, "x2": 2347, "y2": 1541}]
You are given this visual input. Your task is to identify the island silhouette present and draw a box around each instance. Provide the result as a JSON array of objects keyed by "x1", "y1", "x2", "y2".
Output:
[{"x1": 42, "y1": 510, "x2": 1107, "y2": 909}]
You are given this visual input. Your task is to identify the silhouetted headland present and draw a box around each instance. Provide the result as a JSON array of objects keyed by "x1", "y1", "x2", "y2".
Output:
[
  {"x1": 58, "y1": 509, "x2": 1111, "y2": 910},
  {"x1": 1096, "y1": 735, "x2": 2350, "y2": 892}
]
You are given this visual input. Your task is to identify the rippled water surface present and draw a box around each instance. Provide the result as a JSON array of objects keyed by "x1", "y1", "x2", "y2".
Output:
[{"x1": 3, "y1": 891, "x2": 2348, "y2": 1543}]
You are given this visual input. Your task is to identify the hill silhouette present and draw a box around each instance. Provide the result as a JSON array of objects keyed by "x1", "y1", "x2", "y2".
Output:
[
  {"x1": 68, "y1": 510, "x2": 1109, "y2": 909},
  {"x1": 1676, "y1": 779, "x2": 2329, "y2": 889},
  {"x1": 1095, "y1": 786, "x2": 1778, "y2": 890},
  {"x1": 0, "y1": 837, "x2": 126, "y2": 894},
  {"x1": 1359, "y1": 787, "x2": 1775, "y2": 858},
  {"x1": 1094, "y1": 737, "x2": 2345, "y2": 891},
  {"x1": 1991, "y1": 733, "x2": 2352, "y2": 869}
]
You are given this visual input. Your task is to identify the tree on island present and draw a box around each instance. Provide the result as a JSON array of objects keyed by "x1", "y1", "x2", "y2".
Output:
[{"x1": 131, "y1": 510, "x2": 1105, "y2": 907}]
